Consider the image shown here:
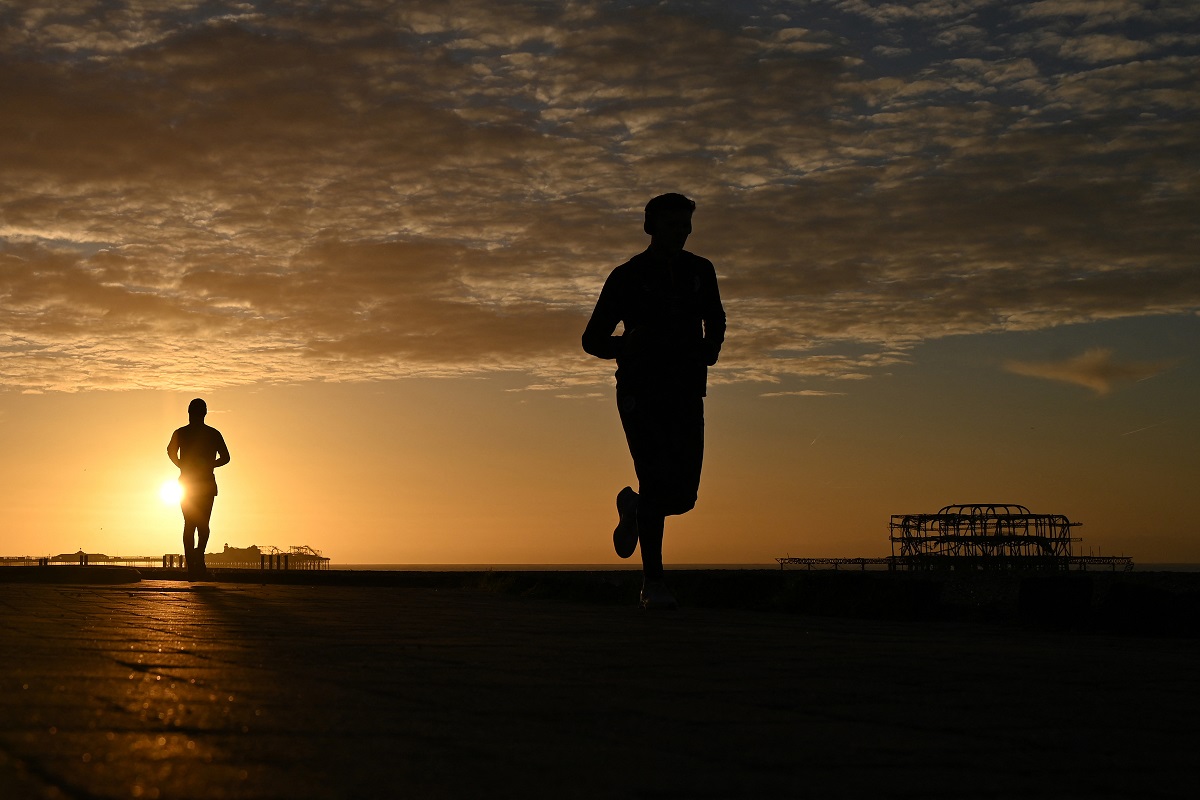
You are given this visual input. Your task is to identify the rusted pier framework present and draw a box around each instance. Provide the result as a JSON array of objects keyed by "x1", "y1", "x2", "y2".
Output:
[{"x1": 889, "y1": 503, "x2": 1083, "y2": 571}]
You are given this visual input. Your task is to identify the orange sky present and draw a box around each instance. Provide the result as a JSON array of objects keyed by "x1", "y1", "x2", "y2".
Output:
[
  {"x1": 1, "y1": 1, "x2": 1198, "y2": 565},
  {"x1": 2, "y1": 325, "x2": 1197, "y2": 565}
]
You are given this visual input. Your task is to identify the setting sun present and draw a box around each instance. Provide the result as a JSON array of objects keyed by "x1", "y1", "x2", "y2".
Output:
[{"x1": 159, "y1": 479, "x2": 183, "y2": 505}]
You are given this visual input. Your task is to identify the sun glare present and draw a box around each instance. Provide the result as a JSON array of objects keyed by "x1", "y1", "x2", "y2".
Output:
[{"x1": 159, "y1": 479, "x2": 183, "y2": 505}]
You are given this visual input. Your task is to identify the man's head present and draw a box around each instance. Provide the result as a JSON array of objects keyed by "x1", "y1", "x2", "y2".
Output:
[
  {"x1": 188, "y1": 398, "x2": 207, "y2": 423},
  {"x1": 644, "y1": 193, "x2": 695, "y2": 253}
]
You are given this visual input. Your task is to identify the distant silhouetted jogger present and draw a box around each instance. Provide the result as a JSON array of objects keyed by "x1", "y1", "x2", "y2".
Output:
[
  {"x1": 582, "y1": 193, "x2": 726, "y2": 609},
  {"x1": 167, "y1": 398, "x2": 231, "y2": 579}
]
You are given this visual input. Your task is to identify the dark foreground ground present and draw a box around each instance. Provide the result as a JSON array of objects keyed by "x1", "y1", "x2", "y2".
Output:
[{"x1": 1, "y1": 568, "x2": 1198, "y2": 799}]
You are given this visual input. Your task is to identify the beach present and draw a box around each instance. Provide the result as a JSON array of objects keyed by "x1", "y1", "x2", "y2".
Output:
[{"x1": 1, "y1": 568, "x2": 1197, "y2": 798}]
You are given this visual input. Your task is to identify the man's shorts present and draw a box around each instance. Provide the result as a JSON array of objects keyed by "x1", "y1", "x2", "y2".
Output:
[
  {"x1": 180, "y1": 476, "x2": 218, "y2": 519},
  {"x1": 617, "y1": 389, "x2": 704, "y2": 517},
  {"x1": 180, "y1": 475, "x2": 218, "y2": 499}
]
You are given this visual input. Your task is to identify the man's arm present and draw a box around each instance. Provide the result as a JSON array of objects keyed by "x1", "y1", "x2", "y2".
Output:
[
  {"x1": 701, "y1": 259, "x2": 726, "y2": 366},
  {"x1": 166, "y1": 430, "x2": 182, "y2": 469},
  {"x1": 581, "y1": 272, "x2": 624, "y2": 360},
  {"x1": 212, "y1": 431, "x2": 231, "y2": 469}
]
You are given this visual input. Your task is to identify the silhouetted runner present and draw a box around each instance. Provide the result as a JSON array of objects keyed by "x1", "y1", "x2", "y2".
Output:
[
  {"x1": 582, "y1": 193, "x2": 726, "y2": 609},
  {"x1": 167, "y1": 398, "x2": 231, "y2": 579}
]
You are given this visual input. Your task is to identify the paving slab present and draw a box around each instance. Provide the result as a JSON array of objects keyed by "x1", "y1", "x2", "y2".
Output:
[{"x1": 0, "y1": 579, "x2": 1197, "y2": 799}]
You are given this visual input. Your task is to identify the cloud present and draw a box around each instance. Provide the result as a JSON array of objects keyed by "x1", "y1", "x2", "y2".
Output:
[
  {"x1": 1018, "y1": 0, "x2": 1154, "y2": 28},
  {"x1": 1063, "y1": 34, "x2": 1155, "y2": 63},
  {"x1": 760, "y1": 390, "x2": 847, "y2": 398},
  {"x1": 0, "y1": 0, "x2": 1197, "y2": 393},
  {"x1": 1004, "y1": 348, "x2": 1172, "y2": 394}
]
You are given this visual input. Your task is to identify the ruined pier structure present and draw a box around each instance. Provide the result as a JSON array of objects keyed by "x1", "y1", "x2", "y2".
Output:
[
  {"x1": 778, "y1": 503, "x2": 1132, "y2": 571},
  {"x1": 889, "y1": 503, "x2": 1129, "y2": 571}
]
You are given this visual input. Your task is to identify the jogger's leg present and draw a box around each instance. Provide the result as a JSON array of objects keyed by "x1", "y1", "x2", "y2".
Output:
[
  {"x1": 637, "y1": 500, "x2": 665, "y2": 582},
  {"x1": 194, "y1": 495, "x2": 215, "y2": 570},
  {"x1": 181, "y1": 504, "x2": 197, "y2": 566}
]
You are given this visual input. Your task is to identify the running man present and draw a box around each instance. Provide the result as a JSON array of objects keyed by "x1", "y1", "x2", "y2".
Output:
[
  {"x1": 582, "y1": 193, "x2": 726, "y2": 609},
  {"x1": 167, "y1": 398, "x2": 231, "y2": 578}
]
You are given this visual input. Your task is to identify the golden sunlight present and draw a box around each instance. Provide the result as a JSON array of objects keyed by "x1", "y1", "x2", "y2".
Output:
[{"x1": 159, "y1": 479, "x2": 183, "y2": 505}]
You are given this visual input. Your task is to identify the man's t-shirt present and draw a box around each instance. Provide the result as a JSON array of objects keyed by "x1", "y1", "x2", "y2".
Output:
[
  {"x1": 582, "y1": 249, "x2": 726, "y2": 396},
  {"x1": 173, "y1": 424, "x2": 227, "y2": 498}
]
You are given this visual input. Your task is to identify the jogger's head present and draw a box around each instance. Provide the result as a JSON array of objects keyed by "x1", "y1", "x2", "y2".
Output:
[
  {"x1": 644, "y1": 193, "x2": 695, "y2": 253},
  {"x1": 188, "y1": 397, "x2": 207, "y2": 423}
]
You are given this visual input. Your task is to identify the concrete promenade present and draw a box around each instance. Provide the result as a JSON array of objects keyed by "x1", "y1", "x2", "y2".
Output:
[{"x1": 1, "y1": 573, "x2": 1197, "y2": 799}]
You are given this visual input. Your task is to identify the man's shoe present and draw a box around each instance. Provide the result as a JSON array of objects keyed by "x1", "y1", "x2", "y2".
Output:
[
  {"x1": 640, "y1": 580, "x2": 677, "y2": 610},
  {"x1": 187, "y1": 551, "x2": 208, "y2": 581},
  {"x1": 613, "y1": 486, "x2": 639, "y2": 559}
]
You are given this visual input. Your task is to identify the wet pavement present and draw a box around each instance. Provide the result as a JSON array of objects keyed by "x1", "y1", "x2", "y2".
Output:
[{"x1": 1, "y1": 577, "x2": 1197, "y2": 799}]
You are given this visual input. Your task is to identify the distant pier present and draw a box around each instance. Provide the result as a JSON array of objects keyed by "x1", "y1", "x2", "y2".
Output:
[
  {"x1": 780, "y1": 503, "x2": 1134, "y2": 572},
  {"x1": 2, "y1": 544, "x2": 330, "y2": 572}
]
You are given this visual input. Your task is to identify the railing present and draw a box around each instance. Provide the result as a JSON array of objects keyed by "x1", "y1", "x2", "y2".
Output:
[
  {"x1": 1067, "y1": 555, "x2": 1134, "y2": 572},
  {"x1": 1, "y1": 555, "x2": 165, "y2": 567},
  {"x1": 776, "y1": 557, "x2": 894, "y2": 571},
  {"x1": 166, "y1": 553, "x2": 331, "y2": 570},
  {"x1": 776, "y1": 555, "x2": 1134, "y2": 572}
]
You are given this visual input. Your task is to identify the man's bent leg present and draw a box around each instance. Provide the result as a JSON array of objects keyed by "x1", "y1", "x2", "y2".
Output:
[
  {"x1": 618, "y1": 391, "x2": 699, "y2": 609},
  {"x1": 613, "y1": 486, "x2": 639, "y2": 559},
  {"x1": 618, "y1": 390, "x2": 669, "y2": 574},
  {"x1": 661, "y1": 396, "x2": 704, "y2": 516}
]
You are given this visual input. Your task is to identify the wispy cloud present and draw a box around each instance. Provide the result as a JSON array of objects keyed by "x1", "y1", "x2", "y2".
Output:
[
  {"x1": 760, "y1": 390, "x2": 847, "y2": 398},
  {"x1": 1004, "y1": 348, "x2": 1173, "y2": 394},
  {"x1": 1121, "y1": 422, "x2": 1164, "y2": 436},
  {"x1": 1, "y1": 0, "x2": 1197, "y2": 392}
]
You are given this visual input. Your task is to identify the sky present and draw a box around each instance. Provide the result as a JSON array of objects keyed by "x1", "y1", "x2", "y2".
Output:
[{"x1": 1, "y1": 0, "x2": 1197, "y2": 565}]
